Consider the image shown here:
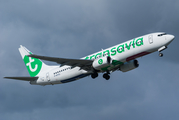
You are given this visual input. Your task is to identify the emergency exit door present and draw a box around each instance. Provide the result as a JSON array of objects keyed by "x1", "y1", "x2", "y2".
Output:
[{"x1": 46, "y1": 72, "x2": 50, "y2": 81}]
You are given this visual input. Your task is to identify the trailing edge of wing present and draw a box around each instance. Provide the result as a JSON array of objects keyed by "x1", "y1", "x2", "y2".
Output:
[
  {"x1": 28, "y1": 54, "x2": 93, "y2": 70},
  {"x1": 4, "y1": 77, "x2": 38, "y2": 81}
]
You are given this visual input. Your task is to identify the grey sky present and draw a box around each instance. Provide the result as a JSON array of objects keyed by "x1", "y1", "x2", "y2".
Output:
[{"x1": 1, "y1": 0, "x2": 179, "y2": 120}]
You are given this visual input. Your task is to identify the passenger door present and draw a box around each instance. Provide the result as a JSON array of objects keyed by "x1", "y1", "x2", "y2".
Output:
[{"x1": 148, "y1": 35, "x2": 153, "y2": 44}]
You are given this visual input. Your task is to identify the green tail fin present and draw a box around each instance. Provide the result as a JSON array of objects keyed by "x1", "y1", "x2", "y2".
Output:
[{"x1": 19, "y1": 45, "x2": 48, "y2": 77}]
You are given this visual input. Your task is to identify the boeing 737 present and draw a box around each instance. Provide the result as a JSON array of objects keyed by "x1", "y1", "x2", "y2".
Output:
[{"x1": 5, "y1": 32, "x2": 174, "y2": 85}]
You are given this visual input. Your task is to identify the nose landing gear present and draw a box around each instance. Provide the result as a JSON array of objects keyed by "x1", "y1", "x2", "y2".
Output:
[
  {"x1": 159, "y1": 53, "x2": 163, "y2": 57},
  {"x1": 158, "y1": 46, "x2": 167, "y2": 57}
]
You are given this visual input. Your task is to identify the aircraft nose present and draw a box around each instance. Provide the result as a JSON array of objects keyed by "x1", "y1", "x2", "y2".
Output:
[{"x1": 166, "y1": 34, "x2": 175, "y2": 42}]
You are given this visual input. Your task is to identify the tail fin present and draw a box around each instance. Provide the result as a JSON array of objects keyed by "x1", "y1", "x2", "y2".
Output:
[{"x1": 19, "y1": 45, "x2": 50, "y2": 77}]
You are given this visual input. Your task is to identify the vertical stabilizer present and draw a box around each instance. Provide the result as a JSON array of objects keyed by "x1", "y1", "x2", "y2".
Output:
[{"x1": 19, "y1": 45, "x2": 53, "y2": 77}]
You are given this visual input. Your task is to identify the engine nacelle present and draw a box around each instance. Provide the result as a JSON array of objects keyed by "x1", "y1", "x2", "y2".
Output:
[
  {"x1": 92, "y1": 56, "x2": 111, "y2": 70},
  {"x1": 119, "y1": 60, "x2": 139, "y2": 72}
]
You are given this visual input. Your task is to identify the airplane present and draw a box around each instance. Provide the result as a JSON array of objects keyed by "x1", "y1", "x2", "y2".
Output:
[{"x1": 4, "y1": 32, "x2": 175, "y2": 86}]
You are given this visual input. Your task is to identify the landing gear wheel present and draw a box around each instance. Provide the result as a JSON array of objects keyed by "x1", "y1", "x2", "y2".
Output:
[
  {"x1": 91, "y1": 73, "x2": 98, "y2": 79},
  {"x1": 103, "y1": 73, "x2": 110, "y2": 80},
  {"x1": 159, "y1": 53, "x2": 163, "y2": 57}
]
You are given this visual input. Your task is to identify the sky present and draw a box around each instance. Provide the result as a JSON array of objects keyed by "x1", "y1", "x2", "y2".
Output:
[{"x1": 0, "y1": 0, "x2": 179, "y2": 120}]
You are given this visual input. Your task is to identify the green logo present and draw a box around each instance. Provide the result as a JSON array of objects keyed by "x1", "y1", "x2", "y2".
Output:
[
  {"x1": 98, "y1": 59, "x2": 103, "y2": 64},
  {"x1": 24, "y1": 56, "x2": 42, "y2": 77}
]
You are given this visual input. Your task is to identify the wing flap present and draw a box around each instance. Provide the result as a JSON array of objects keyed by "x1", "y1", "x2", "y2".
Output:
[{"x1": 4, "y1": 77, "x2": 38, "y2": 81}]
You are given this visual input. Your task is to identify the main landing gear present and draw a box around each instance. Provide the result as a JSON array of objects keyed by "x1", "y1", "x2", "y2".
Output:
[
  {"x1": 103, "y1": 73, "x2": 110, "y2": 80},
  {"x1": 91, "y1": 72, "x2": 98, "y2": 79},
  {"x1": 91, "y1": 72, "x2": 110, "y2": 80},
  {"x1": 103, "y1": 71, "x2": 110, "y2": 80}
]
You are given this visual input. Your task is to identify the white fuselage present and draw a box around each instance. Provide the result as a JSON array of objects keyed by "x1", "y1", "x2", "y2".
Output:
[{"x1": 30, "y1": 32, "x2": 174, "y2": 85}]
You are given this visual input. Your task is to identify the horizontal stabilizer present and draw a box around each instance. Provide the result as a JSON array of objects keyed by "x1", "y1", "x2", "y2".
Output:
[{"x1": 4, "y1": 77, "x2": 38, "y2": 81}]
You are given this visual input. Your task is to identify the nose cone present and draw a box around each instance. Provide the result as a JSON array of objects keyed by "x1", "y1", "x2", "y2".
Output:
[{"x1": 166, "y1": 34, "x2": 175, "y2": 42}]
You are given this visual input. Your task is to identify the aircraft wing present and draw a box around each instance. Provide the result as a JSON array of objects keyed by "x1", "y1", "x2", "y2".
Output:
[
  {"x1": 4, "y1": 77, "x2": 38, "y2": 81},
  {"x1": 28, "y1": 54, "x2": 93, "y2": 71}
]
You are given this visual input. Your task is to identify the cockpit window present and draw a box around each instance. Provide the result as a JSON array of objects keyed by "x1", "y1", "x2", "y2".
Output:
[{"x1": 158, "y1": 33, "x2": 166, "y2": 36}]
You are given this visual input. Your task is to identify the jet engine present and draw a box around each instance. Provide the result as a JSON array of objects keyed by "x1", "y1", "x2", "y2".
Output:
[
  {"x1": 119, "y1": 60, "x2": 139, "y2": 72},
  {"x1": 92, "y1": 56, "x2": 111, "y2": 70}
]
